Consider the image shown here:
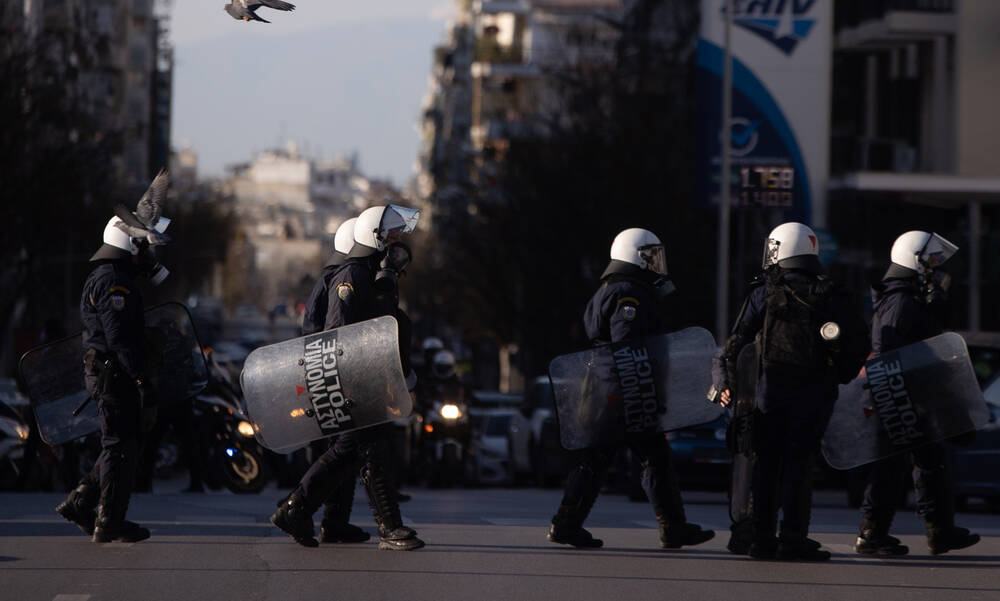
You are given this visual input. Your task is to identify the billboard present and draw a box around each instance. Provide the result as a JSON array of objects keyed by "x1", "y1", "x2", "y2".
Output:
[{"x1": 695, "y1": 0, "x2": 833, "y2": 226}]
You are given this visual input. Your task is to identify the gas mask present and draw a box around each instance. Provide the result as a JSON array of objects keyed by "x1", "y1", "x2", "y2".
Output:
[
  {"x1": 652, "y1": 277, "x2": 676, "y2": 301},
  {"x1": 915, "y1": 233, "x2": 956, "y2": 306},
  {"x1": 135, "y1": 243, "x2": 169, "y2": 286},
  {"x1": 375, "y1": 242, "x2": 412, "y2": 285},
  {"x1": 920, "y1": 268, "x2": 951, "y2": 305}
]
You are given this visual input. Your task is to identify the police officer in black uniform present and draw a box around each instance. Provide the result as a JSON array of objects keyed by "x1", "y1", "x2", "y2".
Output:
[
  {"x1": 55, "y1": 173, "x2": 172, "y2": 543},
  {"x1": 548, "y1": 228, "x2": 714, "y2": 550},
  {"x1": 715, "y1": 222, "x2": 859, "y2": 561},
  {"x1": 271, "y1": 204, "x2": 424, "y2": 551},
  {"x1": 296, "y1": 216, "x2": 372, "y2": 544},
  {"x1": 854, "y1": 230, "x2": 980, "y2": 556}
]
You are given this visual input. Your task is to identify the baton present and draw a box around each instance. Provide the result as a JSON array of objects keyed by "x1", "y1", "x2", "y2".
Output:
[{"x1": 72, "y1": 395, "x2": 93, "y2": 416}]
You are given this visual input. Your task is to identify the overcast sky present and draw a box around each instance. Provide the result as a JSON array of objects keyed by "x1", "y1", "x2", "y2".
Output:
[{"x1": 169, "y1": 0, "x2": 456, "y2": 184}]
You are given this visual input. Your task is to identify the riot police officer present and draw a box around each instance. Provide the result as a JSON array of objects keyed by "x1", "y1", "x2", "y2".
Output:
[
  {"x1": 715, "y1": 222, "x2": 860, "y2": 561},
  {"x1": 55, "y1": 172, "x2": 172, "y2": 543},
  {"x1": 548, "y1": 228, "x2": 714, "y2": 550},
  {"x1": 271, "y1": 204, "x2": 424, "y2": 551},
  {"x1": 298, "y1": 216, "x2": 371, "y2": 544},
  {"x1": 854, "y1": 231, "x2": 980, "y2": 556},
  {"x1": 301, "y1": 217, "x2": 357, "y2": 336}
]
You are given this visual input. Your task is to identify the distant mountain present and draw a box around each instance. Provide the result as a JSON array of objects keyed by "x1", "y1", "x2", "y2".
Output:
[{"x1": 171, "y1": 18, "x2": 445, "y2": 184}]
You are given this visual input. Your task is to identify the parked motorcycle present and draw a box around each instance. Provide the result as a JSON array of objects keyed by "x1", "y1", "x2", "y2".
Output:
[
  {"x1": 154, "y1": 353, "x2": 269, "y2": 494},
  {"x1": 0, "y1": 399, "x2": 30, "y2": 489}
]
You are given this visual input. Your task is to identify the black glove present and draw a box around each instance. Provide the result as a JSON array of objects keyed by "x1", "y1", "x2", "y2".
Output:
[{"x1": 137, "y1": 379, "x2": 158, "y2": 433}]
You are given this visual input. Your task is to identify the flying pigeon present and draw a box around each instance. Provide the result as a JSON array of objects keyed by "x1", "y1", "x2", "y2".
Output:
[
  {"x1": 224, "y1": 0, "x2": 296, "y2": 23},
  {"x1": 113, "y1": 168, "x2": 171, "y2": 246}
]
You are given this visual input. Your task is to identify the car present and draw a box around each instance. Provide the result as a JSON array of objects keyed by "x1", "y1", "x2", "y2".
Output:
[
  {"x1": 947, "y1": 331, "x2": 1000, "y2": 509},
  {"x1": 508, "y1": 376, "x2": 570, "y2": 486},
  {"x1": 464, "y1": 408, "x2": 515, "y2": 485},
  {"x1": 664, "y1": 414, "x2": 731, "y2": 491}
]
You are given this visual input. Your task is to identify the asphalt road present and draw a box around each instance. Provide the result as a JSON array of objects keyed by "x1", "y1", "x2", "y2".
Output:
[{"x1": 1, "y1": 486, "x2": 998, "y2": 601}]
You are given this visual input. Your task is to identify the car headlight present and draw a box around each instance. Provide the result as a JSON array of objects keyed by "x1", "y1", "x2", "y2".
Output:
[
  {"x1": 237, "y1": 420, "x2": 256, "y2": 437},
  {"x1": 440, "y1": 403, "x2": 462, "y2": 420}
]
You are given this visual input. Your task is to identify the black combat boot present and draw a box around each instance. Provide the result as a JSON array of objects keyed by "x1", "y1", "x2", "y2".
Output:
[
  {"x1": 271, "y1": 492, "x2": 319, "y2": 547},
  {"x1": 855, "y1": 519, "x2": 908, "y2": 556},
  {"x1": 548, "y1": 459, "x2": 605, "y2": 549},
  {"x1": 547, "y1": 516, "x2": 603, "y2": 549},
  {"x1": 658, "y1": 519, "x2": 715, "y2": 549},
  {"x1": 775, "y1": 534, "x2": 830, "y2": 562},
  {"x1": 927, "y1": 524, "x2": 980, "y2": 555},
  {"x1": 319, "y1": 473, "x2": 370, "y2": 544},
  {"x1": 92, "y1": 505, "x2": 150, "y2": 543},
  {"x1": 362, "y1": 441, "x2": 424, "y2": 551},
  {"x1": 56, "y1": 484, "x2": 99, "y2": 536}
]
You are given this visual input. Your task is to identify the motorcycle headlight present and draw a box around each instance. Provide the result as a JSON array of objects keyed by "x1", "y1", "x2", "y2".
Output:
[
  {"x1": 0, "y1": 417, "x2": 28, "y2": 442},
  {"x1": 237, "y1": 420, "x2": 256, "y2": 437},
  {"x1": 440, "y1": 403, "x2": 462, "y2": 420}
]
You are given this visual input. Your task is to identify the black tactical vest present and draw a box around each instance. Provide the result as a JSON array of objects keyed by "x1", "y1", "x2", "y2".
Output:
[{"x1": 761, "y1": 271, "x2": 835, "y2": 371}]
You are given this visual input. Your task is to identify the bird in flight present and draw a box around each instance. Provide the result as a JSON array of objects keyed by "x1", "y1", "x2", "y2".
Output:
[{"x1": 224, "y1": 0, "x2": 296, "y2": 23}]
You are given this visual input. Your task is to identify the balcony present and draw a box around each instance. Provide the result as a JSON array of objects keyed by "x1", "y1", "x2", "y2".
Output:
[
  {"x1": 475, "y1": 1, "x2": 530, "y2": 15},
  {"x1": 471, "y1": 118, "x2": 539, "y2": 149},
  {"x1": 835, "y1": 0, "x2": 955, "y2": 47},
  {"x1": 831, "y1": 135, "x2": 917, "y2": 175},
  {"x1": 475, "y1": 40, "x2": 525, "y2": 64}
]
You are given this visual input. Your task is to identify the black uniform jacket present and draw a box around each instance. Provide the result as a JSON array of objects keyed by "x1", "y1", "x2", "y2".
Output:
[
  {"x1": 80, "y1": 261, "x2": 146, "y2": 380},
  {"x1": 871, "y1": 278, "x2": 943, "y2": 354},
  {"x1": 583, "y1": 262, "x2": 669, "y2": 345}
]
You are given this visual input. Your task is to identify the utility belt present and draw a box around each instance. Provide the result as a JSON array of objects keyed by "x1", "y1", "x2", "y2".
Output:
[{"x1": 84, "y1": 348, "x2": 122, "y2": 393}]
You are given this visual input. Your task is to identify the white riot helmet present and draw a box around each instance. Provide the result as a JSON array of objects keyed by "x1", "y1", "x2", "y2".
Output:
[
  {"x1": 352, "y1": 204, "x2": 421, "y2": 256},
  {"x1": 333, "y1": 217, "x2": 357, "y2": 257},
  {"x1": 890, "y1": 231, "x2": 958, "y2": 274},
  {"x1": 432, "y1": 349, "x2": 456, "y2": 379},
  {"x1": 610, "y1": 228, "x2": 668, "y2": 276},
  {"x1": 422, "y1": 337, "x2": 444, "y2": 352},
  {"x1": 90, "y1": 215, "x2": 171, "y2": 259},
  {"x1": 762, "y1": 222, "x2": 820, "y2": 271}
]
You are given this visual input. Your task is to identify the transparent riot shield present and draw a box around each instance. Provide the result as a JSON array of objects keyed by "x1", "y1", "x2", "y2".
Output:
[
  {"x1": 821, "y1": 332, "x2": 989, "y2": 470},
  {"x1": 18, "y1": 302, "x2": 208, "y2": 446},
  {"x1": 549, "y1": 327, "x2": 723, "y2": 451},
  {"x1": 240, "y1": 315, "x2": 412, "y2": 451},
  {"x1": 729, "y1": 342, "x2": 757, "y2": 523}
]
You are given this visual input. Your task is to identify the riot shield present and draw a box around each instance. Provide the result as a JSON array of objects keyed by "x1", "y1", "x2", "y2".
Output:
[
  {"x1": 19, "y1": 302, "x2": 208, "y2": 446},
  {"x1": 821, "y1": 332, "x2": 989, "y2": 470},
  {"x1": 240, "y1": 315, "x2": 411, "y2": 451},
  {"x1": 548, "y1": 327, "x2": 723, "y2": 451},
  {"x1": 729, "y1": 342, "x2": 757, "y2": 523}
]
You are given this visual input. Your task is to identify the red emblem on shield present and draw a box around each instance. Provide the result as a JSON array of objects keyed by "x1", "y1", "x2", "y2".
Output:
[{"x1": 296, "y1": 385, "x2": 306, "y2": 396}]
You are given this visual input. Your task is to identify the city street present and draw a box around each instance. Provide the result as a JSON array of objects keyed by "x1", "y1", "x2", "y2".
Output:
[{"x1": 1, "y1": 486, "x2": 998, "y2": 601}]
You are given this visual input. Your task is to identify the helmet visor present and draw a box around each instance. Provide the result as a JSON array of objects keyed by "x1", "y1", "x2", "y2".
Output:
[
  {"x1": 381, "y1": 205, "x2": 420, "y2": 235},
  {"x1": 918, "y1": 233, "x2": 958, "y2": 270},
  {"x1": 762, "y1": 237, "x2": 780, "y2": 269},
  {"x1": 638, "y1": 244, "x2": 668, "y2": 276}
]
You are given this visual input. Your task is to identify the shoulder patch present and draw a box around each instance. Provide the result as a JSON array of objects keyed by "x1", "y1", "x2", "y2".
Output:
[
  {"x1": 110, "y1": 294, "x2": 126, "y2": 311},
  {"x1": 621, "y1": 305, "x2": 637, "y2": 321},
  {"x1": 108, "y1": 285, "x2": 131, "y2": 295},
  {"x1": 336, "y1": 282, "x2": 355, "y2": 301},
  {"x1": 617, "y1": 296, "x2": 640, "y2": 306}
]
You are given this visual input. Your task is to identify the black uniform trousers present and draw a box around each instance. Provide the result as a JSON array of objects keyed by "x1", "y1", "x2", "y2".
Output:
[
  {"x1": 295, "y1": 423, "x2": 400, "y2": 528},
  {"x1": 751, "y1": 405, "x2": 825, "y2": 543},
  {"x1": 862, "y1": 441, "x2": 953, "y2": 530},
  {"x1": 555, "y1": 431, "x2": 686, "y2": 528},
  {"x1": 76, "y1": 372, "x2": 142, "y2": 525}
]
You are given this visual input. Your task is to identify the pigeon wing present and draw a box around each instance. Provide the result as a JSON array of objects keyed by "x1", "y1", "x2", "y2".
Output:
[
  {"x1": 135, "y1": 169, "x2": 169, "y2": 228},
  {"x1": 244, "y1": 5, "x2": 270, "y2": 22},
  {"x1": 259, "y1": 0, "x2": 295, "y2": 11}
]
